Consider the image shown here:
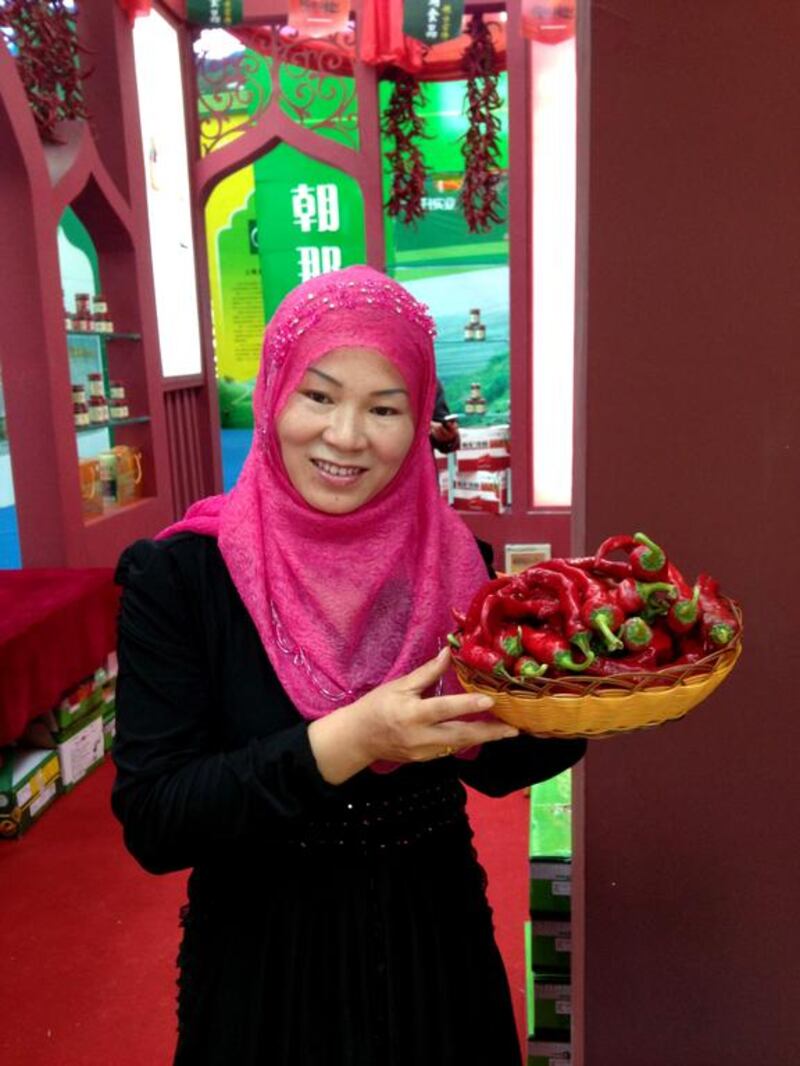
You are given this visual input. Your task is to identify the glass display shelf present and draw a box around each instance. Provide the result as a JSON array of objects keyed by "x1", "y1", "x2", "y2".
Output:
[
  {"x1": 75, "y1": 416, "x2": 150, "y2": 436},
  {"x1": 67, "y1": 331, "x2": 142, "y2": 342},
  {"x1": 436, "y1": 338, "x2": 509, "y2": 346}
]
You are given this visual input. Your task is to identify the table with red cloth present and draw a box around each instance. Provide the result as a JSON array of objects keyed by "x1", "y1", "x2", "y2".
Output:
[{"x1": 0, "y1": 569, "x2": 120, "y2": 747}]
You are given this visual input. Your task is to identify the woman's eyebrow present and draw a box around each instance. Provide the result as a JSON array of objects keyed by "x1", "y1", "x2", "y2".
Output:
[{"x1": 306, "y1": 367, "x2": 408, "y2": 398}]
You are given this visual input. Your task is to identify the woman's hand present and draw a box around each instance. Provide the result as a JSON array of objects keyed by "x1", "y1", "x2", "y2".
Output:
[{"x1": 308, "y1": 648, "x2": 519, "y2": 785}]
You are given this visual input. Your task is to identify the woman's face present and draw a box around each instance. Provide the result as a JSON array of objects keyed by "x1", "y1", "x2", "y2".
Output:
[{"x1": 276, "y1": 346, "x2": 416, "y2": 515}]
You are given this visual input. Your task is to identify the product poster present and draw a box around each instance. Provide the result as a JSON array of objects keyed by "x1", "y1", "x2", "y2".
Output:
[{"x1": 382, "y1": 76, "x2": 510, "y2": 426}]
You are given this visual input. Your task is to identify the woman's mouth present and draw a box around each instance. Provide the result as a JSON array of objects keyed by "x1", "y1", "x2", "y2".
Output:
[{"x1": 311, "y1": 458, "x2": 367, "y2": 484}]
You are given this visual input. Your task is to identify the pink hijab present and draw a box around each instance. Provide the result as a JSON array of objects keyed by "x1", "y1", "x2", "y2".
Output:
[{"x1": 158, "y1": 265, "x2": 488, "y2": 730}]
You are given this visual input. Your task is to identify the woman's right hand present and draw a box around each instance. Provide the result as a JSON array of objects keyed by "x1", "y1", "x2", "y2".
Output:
[{"x1": 308, "y1": 648, "x2": 519, "y2": 785}]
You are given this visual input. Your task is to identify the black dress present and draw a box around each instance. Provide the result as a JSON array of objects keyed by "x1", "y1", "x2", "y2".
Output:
[{"x1": 111, "y1": 534, "x2": 586, "y2": 1066}]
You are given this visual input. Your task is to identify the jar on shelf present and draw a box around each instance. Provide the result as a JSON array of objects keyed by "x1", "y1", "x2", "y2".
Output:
[
  {"x1": 71, "y1": 383, "x2": 87, "y2": 405},
  {"x1": 89, "y1": 395, "x2": 109, "y2": 425},
  {"x1": 73, "y1": 402, "x2": 90, "y2": 429},
  {"x1": 98, "y1": 451, "x2": 118, "y2": 509},
  {"x1": 92, "y1": 294, "x2": 114, "y2": 334},
  {"x1": 109, "y1": 381, "x2": 126, "y2": 401},
  {"x1": 87, "y1": 372, "x2": 105, "y2": 398},
  {"x1": 473, "y1": 322, "x2": 486, "y2": 342},
  {"x1": 73, "y1": 293, "x2": 92, "y2": 332},
  {"x1": 109, "y1": 398, "x2": 129, "y2": 420}
]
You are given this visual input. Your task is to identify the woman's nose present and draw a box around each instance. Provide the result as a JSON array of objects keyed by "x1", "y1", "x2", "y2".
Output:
[{"x1": 322, "y1": 406, "x2": 367, "y2": 451}]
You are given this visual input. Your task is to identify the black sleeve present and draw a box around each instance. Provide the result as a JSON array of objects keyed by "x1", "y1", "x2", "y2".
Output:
[
  {"x1": 110, "y1": 539, "x2": 336, "y2": 875},
  {"x1": 433, "y1": 379, "x2": 451, "y2": 422},
  {"x1": 455, "y1": 734, "x2": 586, "y2": 798}
]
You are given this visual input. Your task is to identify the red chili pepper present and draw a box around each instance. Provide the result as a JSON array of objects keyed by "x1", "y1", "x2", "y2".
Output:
[
  {"x1": 492, "y1": 624, "x2": 524, "y2": 666},
  {"x1": 538, "y1": 558, "x2": 605, "y2": 599},
  {"x1": 520, "y1": 626, "x2": 595, "y2": 672},
  {"x1": 696, "y1": 574, "x2": 739, "y2": 648},
  {"x1": 496, "y1": 587, "x2": 562, "y2": 623},
  {"x1": 671, "y1": 634, "x2": 706, "y2": 666},
  {"x1": 666, "y1": 585, "x2": 700, "y2": 636},
  {"x1": 595, "y1": 532, "x2": 669, "y2": 582},
  {"x1": 458, "y1": 639, "x2": 514, "y2": 680},
  {"x1": 649, "y1": 623, "x2": 676, "y2": 664},
  {"x1": 619, "y1": 616, "x2": 653, "y2": 652},
  {"x1": 580, "y1": 593, "x2": 625, "y2": 652},
  {"x1": 451, "y1": 608, "x2": 467, "y2": 629},
  {"x1": 519, "y1": 567, "x2": 594, "y2": 658},
  {"x1": 513, "y1": 655, "x2": 548, "y2": 680},
  {"x1": 666, "y1": 562, "x2": 693, "y2": 600},
  {"x1": 585, "y1": 646, "x2": 658, "y2": 676},
  {"x1": 570, "y1": 556, "x2": 633, "y2": 581},
  {"x1": 616, "y1": 578, "x2": 678, "y2": 617},
  {"x1": 464, "y1": 576, "x2": 512, "y2": 635}
]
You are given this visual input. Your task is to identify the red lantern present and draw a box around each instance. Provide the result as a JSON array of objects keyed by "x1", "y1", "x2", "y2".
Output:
[
  {"x1": 117, "y1": 0, "x2": 153, "y2": 24},
  {"x1": 521, "y1": 1, "x2": 575, "y2": 45}
]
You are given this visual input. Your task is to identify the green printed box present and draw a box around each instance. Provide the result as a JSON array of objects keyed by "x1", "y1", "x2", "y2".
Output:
[
  {"x1": 53, "y1": 670, "x2": 106, "y2": 731},
  {"x1": 530, "y1": 769, "x2": 572, "y2": 808},
  {"x1": 102, "y1": 707, "x2": 116, "y2": 753},
  {"x1": 529, "y1": 802, "x2": 572, "y2": 859},
  {"x1": 530, "y1": 919, "x2": 571, "y2": 974},
  {"x1": 56, "y1": 708, "x2": 105, "y2": 790},
  {"x1": 525, "y1": 921, "x2": 534, "y2": 1036},
  {"x1": 527, "y1": 1038, "x2": 572, "y2": 1065},
  {"x1": 530, "y1": 858, "x2": 571, "y2": 917},
  {"x1": 0, "y1": 747, "x2": 62, "y2": 839},
  {"x1": 532, "y1": 976, "x2": 572, "y2": 1040}
]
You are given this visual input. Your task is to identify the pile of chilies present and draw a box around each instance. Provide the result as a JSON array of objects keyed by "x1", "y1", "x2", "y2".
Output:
[{"x1": 449, "y1": 533, "x2": 740, "y2": 684}]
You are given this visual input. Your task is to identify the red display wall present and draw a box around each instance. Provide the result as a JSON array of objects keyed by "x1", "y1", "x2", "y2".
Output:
[{"x1": 571, "y1": 2, "x2": 800, "y2": 1062}]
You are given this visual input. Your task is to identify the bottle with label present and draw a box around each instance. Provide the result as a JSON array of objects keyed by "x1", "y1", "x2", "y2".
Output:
[
  {"x1": 89, "y1": 395, "x2": 109, "y2": 425},
  {"x1": 473, "y1": 322, "x2": 486, "y2": 342},
  {"x1": 71, "y1": 383, "x2": 87, "y2": 405},
  {"x1": 73, "y1": 402, "x2": 90, "y2": 429},
  {"x1": 92, "y1": 294, "x2": 113, "y2": 334},
  {"x1": 109, "y1": 397, "x2": 129, "y2": 420},
  {"x1": 87, "y1": 372, "x2": 105, "y2": 398},
  {"x1": 73, "y1": 293, "x2": 92, "y2": 332}
]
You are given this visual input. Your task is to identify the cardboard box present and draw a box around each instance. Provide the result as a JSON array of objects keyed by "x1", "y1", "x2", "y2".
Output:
[
  {"x1": 529, "y1": 803, "x2": 572, "y2": 860},
  {"x1": 56, "y1": 709, "x2": 104, "y2": 790},
  {"x1": 532, "y1": 976, "x2": 572, "y2": 1039},
  {"x1": 456, "y1": 448, "x2": 511, "y2": 473},
  {"x1": 458, "y1": 424, "x2": 510, "y2": 451},
  {"x1": 527, "y1": 1038, "x2": 572, "y2": 1065},
  {"x1": 0, "y1": 747, "x2": 62, "y2": 839},
  {"x1": 530, "y1": 919, "x2": 572, "y2": 974},
  {"x1": 530, "y1": 858, "x2": 572, "y2": 916},
  {"x1": 452, "y1": 471, "x2": 509, "y2": 514},
  {"x1": 53, "y1": 673, "x2": 105, "y2": 731}
]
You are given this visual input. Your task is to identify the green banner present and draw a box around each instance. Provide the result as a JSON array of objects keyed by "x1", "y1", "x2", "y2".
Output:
[
  {"x1": 253, "y1": 144, "x2": 365, "y2": 323},
  {"x1": 402, "y1": 0, "x2": 465, "y2": 44},
  {"x1": 186, "y1": 0, "x2": 243, "y2": 27}
]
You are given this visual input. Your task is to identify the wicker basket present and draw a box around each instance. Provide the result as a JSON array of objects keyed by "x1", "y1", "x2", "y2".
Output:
[{"x1": 453, "y1": 602, "x2": 743, "y2": 739}]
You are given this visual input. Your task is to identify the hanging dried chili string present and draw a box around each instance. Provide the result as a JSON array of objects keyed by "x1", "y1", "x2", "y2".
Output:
[
  {"x1": 382, "y1": 69, "x2": 429, "y2": 226},
  {"x1": 459, "y1": 13, "x2": 504, "y2": 234},
  {"x1": 0, "y1": 0, "x2": 90, "y2": 143}
]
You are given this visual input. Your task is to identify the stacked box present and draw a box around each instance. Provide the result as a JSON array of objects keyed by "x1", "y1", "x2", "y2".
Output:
[
  {"x1": 0, "y1": 747, "x2": 62, "y2": 839},
  {"x1": 527, "y1": 1039, "x2": 572, "y2": 1065},
  {"x1": 530, "y1": 919, "x2": 571, "y2": 974},
  {"x1": 531, "y1": 977, "x2": 572, "y2": 1041},
  {"x1": 56, "y1": 708, "x2": 105, "y2": 790},
  {"x1": 530, "y1": 858, "x2": 572, "y2": 917},
  {"x1": 452, "y1": 471, "x2": 509, "y2": 514}
]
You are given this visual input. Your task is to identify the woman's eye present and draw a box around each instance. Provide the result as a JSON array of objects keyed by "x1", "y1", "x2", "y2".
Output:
[
  {"x1": 371, "y1": 405, "x2": 400, "y2": 417},
  {"x1": 303, "y1": 390, "x2": 332, "y2": 405}
]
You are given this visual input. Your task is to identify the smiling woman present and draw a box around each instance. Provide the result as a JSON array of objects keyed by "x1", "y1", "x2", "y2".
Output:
[
  {"x1": 277, "y1": 346, "x2": 415, "y2": 515},
  {"x1": 110, "y1": 265, "x2": 585, "y2": 1066}
]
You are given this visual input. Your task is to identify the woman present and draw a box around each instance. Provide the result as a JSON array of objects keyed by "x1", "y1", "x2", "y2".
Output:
[{"x1": 111, "y1": 265, "x2": 585, "y2": 1066}]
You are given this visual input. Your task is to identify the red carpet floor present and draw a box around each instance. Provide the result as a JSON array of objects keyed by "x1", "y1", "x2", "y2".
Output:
[{"x1": 0, "y1": 759, "x2": 527, "y2": 1065}]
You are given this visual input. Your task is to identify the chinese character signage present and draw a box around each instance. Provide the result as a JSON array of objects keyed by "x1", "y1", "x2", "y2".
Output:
[
  {"x1": 186, "y1": 0, "x2": 243, "y2": 27},
  {"x1": 253, "y1": 145, "x2": 365, "y2": 321},
  {"x1": 403, "y1": 0, "x2": 465, "y2": 45}
]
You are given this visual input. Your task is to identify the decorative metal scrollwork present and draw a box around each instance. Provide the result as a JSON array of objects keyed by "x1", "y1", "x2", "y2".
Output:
[
  {"x1": 196, "y1": 44, "x2": 272, "y2": 157},
  {"x1": 194, "y1": 24, "x2": 358, "y2": 157}
]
